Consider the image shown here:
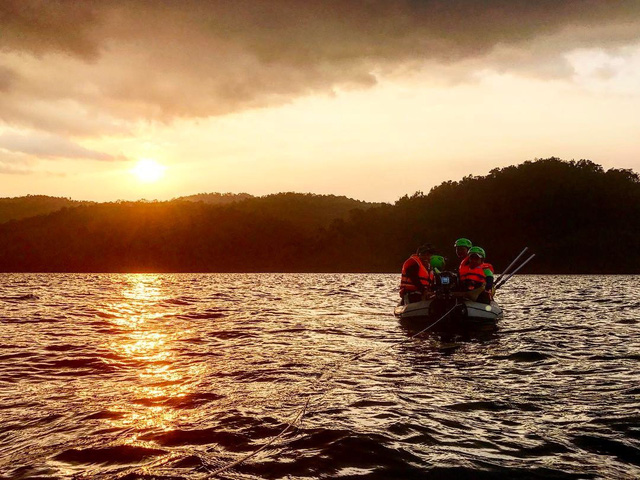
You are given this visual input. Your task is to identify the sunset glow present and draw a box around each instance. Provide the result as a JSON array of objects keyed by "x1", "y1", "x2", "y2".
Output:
[
  {"x1": 132, "y1": 159, "x2": 165, "y2": 183},
  {"x1": 2, "y1": 4, "x2": 639, "y2": 479},
  {"x1": 0, "y1": 2, "x2": 638, "y2": 201}
]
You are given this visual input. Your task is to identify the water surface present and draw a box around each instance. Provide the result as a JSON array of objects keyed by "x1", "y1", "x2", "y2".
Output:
[{"x1": 0, "y1": 274, "x2": 638, "y2": 479}]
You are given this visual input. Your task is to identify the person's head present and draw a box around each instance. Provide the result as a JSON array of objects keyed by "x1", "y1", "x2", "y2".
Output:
[
  {"x1": 467, "y1": 246, "x2": 485, "y2": 268},
  {"x1": 416, "y1": 243, "x2": 436, "y2": 263},
  {"x1": 430, "y1": 255, "x2": 446, "y2": 271},
  {"x1": 454, "y1": 238, "x2": 472, "y2": 258}
]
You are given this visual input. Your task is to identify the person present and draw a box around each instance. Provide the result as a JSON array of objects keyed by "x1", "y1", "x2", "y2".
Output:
[
  {"x1": 457, "y1": 246, "x2": 493, "y2": 303},
  {"x1": 479, "y1": 250, "x2": 495, "y2": 303},
  {"x1": 454, "y1": 238, "x2": 473, "y2": 271},
  {"x1": 399, "y1": 244, "x2": 436, "y2": 304}
]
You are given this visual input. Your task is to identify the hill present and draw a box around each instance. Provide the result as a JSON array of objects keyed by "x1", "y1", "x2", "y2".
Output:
[
  {"x1": 0, "y1": 158, "x2": 638, "y2": 273},
  {"x1": 233, "y1": 193, "x2": 385, "y2": 232},
  {"x1": 175, "y1": 192, "x2": 254, "y2": 204},
  {"x1": 315, "y1": 158, "x2": 640, "y2": 273},
  {"x1": 0, "y1": 192, "x2": 384, "y2": 272},
  {"x1": 176, "y1": 192, "x2": 383, "y2": 231},
  {"x1": 0, "y1": 195, "x2": 92, "y2": 224},
  {"x1": 0, "y1": 192, "x2": 378, "y2": 228}
]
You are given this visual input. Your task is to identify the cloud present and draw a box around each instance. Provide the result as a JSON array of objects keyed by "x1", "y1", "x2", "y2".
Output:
[
  {"x1": 0, "y1": 0, "x2": 101, "y2": 59},
  {"x1": 0, "y1": 65, "x2": 17, "y2": 92},
  {"x1": 0, "y1": 150, "x2": 35, "y2": 175},
  {"x1": 0, "y1": 0, "x2": 639, "y2": 132},
  {"x1": 0, "y1": 131, "x2": 126, "y2": 161},
  {"x1": 565, "y1": 44, "x2": 640, "y2": 95},
  {"x1": 0, "y1": 165, "x2": 30, "y2": 175}
]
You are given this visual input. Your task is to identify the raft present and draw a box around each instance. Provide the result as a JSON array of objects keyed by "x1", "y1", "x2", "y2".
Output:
[{"x1": 394, "y1": 297, "x2": 503, "y2": 331}]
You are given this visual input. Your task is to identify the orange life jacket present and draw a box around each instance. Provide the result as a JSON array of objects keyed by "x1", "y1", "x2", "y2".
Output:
[
  {"x1": 459, "y1": 262, "x2": 486, "y2": 290},
  {"x1": 400, "y1": 255, "x2": 432, "y2": 295}
]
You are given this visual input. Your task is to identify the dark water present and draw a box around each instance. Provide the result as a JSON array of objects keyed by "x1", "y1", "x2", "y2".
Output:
[{"x1": 0, "y1": 274, "x2": 638, "y2": 479}]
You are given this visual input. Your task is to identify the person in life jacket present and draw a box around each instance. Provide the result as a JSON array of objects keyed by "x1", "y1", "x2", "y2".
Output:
[
  {"x1": 454, "y1": 238, "x2": 473, "y2": 271},
  {"x1": 478, "y1": 249, "x2": 495, "y2": 303},
  {"x1": 457, "y1": 246, "x2": 494, "y2": 303},
  {"x1": 399, "y1": 244, "x2": 436, "y2": 304}
]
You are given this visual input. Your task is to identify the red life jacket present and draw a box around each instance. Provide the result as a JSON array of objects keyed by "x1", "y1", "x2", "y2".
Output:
[
  {"x1": 400, "y1": 255, "x2": 432, "y2": 295},
  {"x1": 459, "y1": 262, "x2": 486, "y2": 290},
  {"x1": 459, "y1": 255, "x2": 470, "y2": 272}
]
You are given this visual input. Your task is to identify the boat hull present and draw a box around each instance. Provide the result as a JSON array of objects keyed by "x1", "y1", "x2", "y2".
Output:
[{"x1": 394, "y1": 298, "x2": 502, "y2": 331}]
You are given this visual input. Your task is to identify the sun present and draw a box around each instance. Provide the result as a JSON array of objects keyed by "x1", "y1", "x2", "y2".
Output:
[{"x1": 132, "y1": 159, "x2": 166, "y2": 183}]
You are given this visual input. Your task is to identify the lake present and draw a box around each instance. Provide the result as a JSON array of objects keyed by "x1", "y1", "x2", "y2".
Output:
[{"x1": 0, "y1": 274, "x2": 638, "y2": 479}]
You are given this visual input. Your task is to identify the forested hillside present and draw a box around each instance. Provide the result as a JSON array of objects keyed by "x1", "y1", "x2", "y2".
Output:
[
  {"x1": 175, "y1": 192, "x2": 253, "y2": 204},
  {"x1": 0, "y1": 195, "x2": 92, "y2": 224},
  {"x1": 0, "y1": 192, "x2": 378, "y2": 227},
  {"x1": 315, "y1": 158, "x2": 640, "y2": 273},
  {"x1": 0, "y1": 158, "x2": 637, "y2": 273}
]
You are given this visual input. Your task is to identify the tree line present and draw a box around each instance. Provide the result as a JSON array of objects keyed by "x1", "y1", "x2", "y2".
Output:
[{"x1": 0, "y1": 158, "x2": 638, "y2": 273}]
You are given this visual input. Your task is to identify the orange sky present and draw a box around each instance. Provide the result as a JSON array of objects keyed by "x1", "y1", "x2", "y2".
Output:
[{"x1": 1, "y1": 1, "x2": 639, "y2": 202}]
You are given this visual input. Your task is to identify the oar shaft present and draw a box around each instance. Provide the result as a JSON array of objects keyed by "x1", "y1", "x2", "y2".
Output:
[
  {"x1": 496, "y1": 253, "x2": 536, "y2": 289},
  {"x1": 495, "y1": 247, "x2": 528, "y2": 284}
]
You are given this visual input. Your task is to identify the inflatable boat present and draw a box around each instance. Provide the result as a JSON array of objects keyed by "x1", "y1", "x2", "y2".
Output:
[
  {"x1": 394, "y1": 270, "x2": 503, "y2": 332},
  {"x1": 394, "y1": 297, "x2": 503, "y2": 332},
  {"x1": 395, "y1": 297, "x2": 502, "y2": 320}
]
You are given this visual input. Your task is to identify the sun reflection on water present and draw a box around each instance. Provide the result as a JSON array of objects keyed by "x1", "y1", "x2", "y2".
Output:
[
  {"x1": 122, "y1": 275, "x2": 163, "y2": 302},
  {"x1": 101, "y1": 274, "x2": 192, "y2": 437}
]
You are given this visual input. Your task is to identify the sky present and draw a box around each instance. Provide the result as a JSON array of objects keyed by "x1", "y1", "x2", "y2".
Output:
[{"x1": 1, "y1": 0, "x2": 639, "y2": 203}]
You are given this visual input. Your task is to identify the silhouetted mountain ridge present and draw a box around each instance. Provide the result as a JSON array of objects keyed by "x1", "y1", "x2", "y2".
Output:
[
  {"x1": 0, "y1": 192, "x2": 381, "y2": 228},
  {"x1": 0, "y1": 195, "x2": 93, "y2": 224},
  {"x1": 0, "y1": 158, "x2": 637, "y2": 273},
  {"x1": 175, "y1": 192, "x2": 254, "y2": 204}
]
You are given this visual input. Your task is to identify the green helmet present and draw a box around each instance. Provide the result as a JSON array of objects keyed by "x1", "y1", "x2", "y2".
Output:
[
  {"x1": 468, "y1": 246, "x2": 486, "y2": 258},
  {"x1": 454, "y1": 238, "x2": 472, "y2": 248},
  {"x1": 430, "y1": 255, "x2": 445, "y2": 271}
]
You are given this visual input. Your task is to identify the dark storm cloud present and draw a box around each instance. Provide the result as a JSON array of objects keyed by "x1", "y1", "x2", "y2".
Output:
[
  {"x1": 1, "y1": 0, "x2": 639, "y2": 130},
  {"x1": 4, "y1": 1, "x2": 639, "y2": 62},
  {"x1": 0, "y1": 0, "x2": 101, "y2": 58}
]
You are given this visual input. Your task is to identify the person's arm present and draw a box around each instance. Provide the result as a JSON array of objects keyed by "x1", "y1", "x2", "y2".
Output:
[{"x1": 484, "y1": 269, "x2": 494, "y2": 291}]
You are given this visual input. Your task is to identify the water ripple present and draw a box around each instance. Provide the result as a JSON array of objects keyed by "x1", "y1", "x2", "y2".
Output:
[{"x1": 0, "y1": 273, "x2": 638, "y2": 479}]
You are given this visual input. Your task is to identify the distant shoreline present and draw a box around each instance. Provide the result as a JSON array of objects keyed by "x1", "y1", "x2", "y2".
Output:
[
  {"x1": 1, "y1": 272, "x2": 637, "y2": 275},
  {"x1": 1, "y1": 159, "x2": 638, "y2": 275}
]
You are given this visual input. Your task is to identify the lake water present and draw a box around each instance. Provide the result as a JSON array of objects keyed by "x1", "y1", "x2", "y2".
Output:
[{"x1": 0, "y1": 274, "x2": 639, "y2": 479}]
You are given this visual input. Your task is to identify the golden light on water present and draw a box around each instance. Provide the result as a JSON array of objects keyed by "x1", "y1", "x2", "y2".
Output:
[
  {"x1": 102, "y1": 275, "x2": 189, "y2": 435},
  {"x1": 132, "y1": 159, "x2": 166, "y2": 183}
]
